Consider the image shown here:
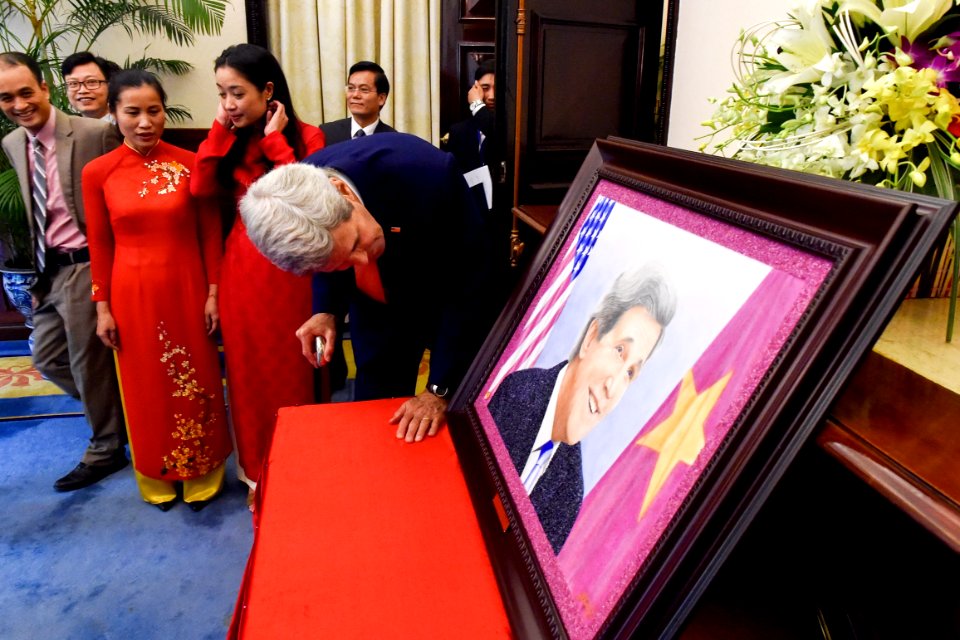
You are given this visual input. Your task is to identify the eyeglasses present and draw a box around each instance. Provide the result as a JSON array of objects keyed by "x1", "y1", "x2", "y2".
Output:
[
  {"x1": 65, "y1": 79, "x2": 107, "y2": 91},
  {"x1": 345, "y1": 85, "x2": 377, "y2": 96}
]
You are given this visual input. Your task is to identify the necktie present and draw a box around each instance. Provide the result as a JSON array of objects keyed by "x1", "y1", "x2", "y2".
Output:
[
  {"x1": 31, "y1": 138, "x2": 47, "y2": 273},
  {"x1": 354, "y1": 129, "x2": 366, "y2": 138},
  {"x1": 522, "y1": 441, "x2": 554, "y2": 494}
]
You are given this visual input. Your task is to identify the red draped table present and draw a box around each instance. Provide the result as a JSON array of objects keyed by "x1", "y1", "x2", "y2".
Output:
[{"x1": 229, "y1": 399, "x2": 510, "y2": 638}]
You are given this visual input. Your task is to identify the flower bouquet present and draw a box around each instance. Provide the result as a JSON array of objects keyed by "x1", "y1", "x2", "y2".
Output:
[{"x1": 703, "y1": 0, "x2": 960, "y2": 340}]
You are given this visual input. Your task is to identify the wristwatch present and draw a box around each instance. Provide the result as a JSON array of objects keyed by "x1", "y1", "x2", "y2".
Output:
[
  {"x1": 469, "y1": 99, "x2": 484, "y2": 114},
  {"x1": 427, "y1": 383, "x2": 450, "y2": 399}
]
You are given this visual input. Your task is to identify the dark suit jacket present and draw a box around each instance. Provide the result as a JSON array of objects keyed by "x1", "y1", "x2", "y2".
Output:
[
  {"x1": 487, "y1": 361, "x2": 584, "y2": 554},
  {"x1": 1, "y1": 108, "x2": 120, "y2": 268},
  {"x1": 445, "y1": 107, "x2": 496, "y2": 211},
  {"x1": 445, "y1": 106, "x2": 494, "y2": 173},
  {"x1": 305, "y1": 132, "x2": 492, "y2": 396},
  {"x1": 318, "y1": 117, "x2": 396, "y2": 146}
]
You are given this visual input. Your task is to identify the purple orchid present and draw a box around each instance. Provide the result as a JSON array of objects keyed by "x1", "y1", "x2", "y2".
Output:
[{"x1": 902, "y1": 33, "x2": 960, "y2": 86}]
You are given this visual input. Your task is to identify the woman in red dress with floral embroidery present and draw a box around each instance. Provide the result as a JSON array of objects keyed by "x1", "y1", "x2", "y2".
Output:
[
  {"x1": 191, "y1": 44, "x2": 324, "y2": 507},
  {"x1": 84, "y1": 70, "x2": 230, "y2": 511}
]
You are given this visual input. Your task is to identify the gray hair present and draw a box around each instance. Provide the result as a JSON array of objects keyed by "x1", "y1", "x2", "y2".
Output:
[
  {"x1": 239, "y1": 163, "x2": 354, "y2": 275},
  {"x1": 569, "y1": 264, "x2": 677, "y2": 362}
]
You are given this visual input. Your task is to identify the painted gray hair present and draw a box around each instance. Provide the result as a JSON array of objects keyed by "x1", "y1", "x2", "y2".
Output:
[
  {"x1": 239, "y1": 163, "x2": 353, "y2": 275},
  {"x1": 569, "y1": 264, "x2": 677, "y2": 362}
]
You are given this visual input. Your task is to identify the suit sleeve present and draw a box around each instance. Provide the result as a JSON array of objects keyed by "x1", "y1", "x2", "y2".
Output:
[
  {"x1": 311, "y1": 270, "x2": 353, "y2": 318},
  {"x1": 426, "y1": 156, "x2": 496, "y2": 393},
  {"x1": 82, "y1": 161, "x2": 115, "y2": 302},
  {"x1": 191, "y1": 120, "x2": 236, "y2": 197}
]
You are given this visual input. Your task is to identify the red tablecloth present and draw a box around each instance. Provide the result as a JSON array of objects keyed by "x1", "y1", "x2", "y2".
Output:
[{"x1": 230, "y1": 399, "x2": 511, "y2": 638}]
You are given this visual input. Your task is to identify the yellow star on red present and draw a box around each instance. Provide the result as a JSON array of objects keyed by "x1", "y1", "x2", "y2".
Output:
[{"x1": 635, "y1": 368, "x2": 731, "y2": 519}]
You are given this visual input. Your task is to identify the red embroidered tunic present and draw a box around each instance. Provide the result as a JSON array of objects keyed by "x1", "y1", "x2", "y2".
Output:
[
  {"x1": 84, "y1": 141, "x2": 231, "y2": 481},
  {"x1": 191, "y1": 121, "x2": 325, "y2": 483}
]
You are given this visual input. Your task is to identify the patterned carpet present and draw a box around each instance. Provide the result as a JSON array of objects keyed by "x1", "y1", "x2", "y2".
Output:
[{"x1": 0, "y1": 344, "x2": 83, "y2": 420}]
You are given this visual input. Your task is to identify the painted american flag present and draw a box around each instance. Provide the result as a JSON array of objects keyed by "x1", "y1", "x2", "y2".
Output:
[{"x1": 486, "y1": 196, "x2": 614, "y2": 395}]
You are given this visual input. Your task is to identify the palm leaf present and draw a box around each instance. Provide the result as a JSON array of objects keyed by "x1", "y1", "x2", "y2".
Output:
[
  {"x1": 164, "y1": 104, "x2": 191, "y2": 124},
  {"x1": 127, "y1": 56, "x2": 193, "y2": 76},
  {"x1": 167, "y1": 0, "x2": 227, "y2": 36}
]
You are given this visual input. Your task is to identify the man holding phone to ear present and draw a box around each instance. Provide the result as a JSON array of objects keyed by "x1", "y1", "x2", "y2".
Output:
[{"x1": 239, "y1": 133, "x2": 497, "y2": 444}]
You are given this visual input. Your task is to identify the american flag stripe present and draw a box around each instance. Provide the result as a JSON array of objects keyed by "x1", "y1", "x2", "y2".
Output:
[{"x1": 486, "y1": 196, "x2": 614, "y2": 396}]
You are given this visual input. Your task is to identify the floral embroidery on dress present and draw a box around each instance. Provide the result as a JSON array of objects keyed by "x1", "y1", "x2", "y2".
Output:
[
  {"x1": 157, "y1": 321, "x2": 218, "y2": 477},
  {"x1": 139, "y1": 160, "x2": 190, "y2": 198},
  {"x1": 91, "y1": 282, "x2": 100, "y2": 296}
]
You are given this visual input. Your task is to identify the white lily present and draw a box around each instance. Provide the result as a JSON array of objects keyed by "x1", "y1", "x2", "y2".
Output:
[
  {"x1": 761, "y1": 0, "x2": 837, "y2": 94},
  {"x1": 837, "y1": 0, "x2": 954, "y2": 44}
]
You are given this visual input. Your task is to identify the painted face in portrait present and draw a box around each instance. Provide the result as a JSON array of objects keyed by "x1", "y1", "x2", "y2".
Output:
[
  {"x1": 64, "y1": 62, "x2": 109, "y2": 118},
  {"x1": 0, "y1": 63, "x2": 52, "y2": 134},
  {"x1": 346, "y1": 70, "x2": 386, "y2": 126},
  {"x1": 216, "y1": 65, "x2": 273, "y2": 130},
  {"x1": 554, "y1": 306, "x2": 662, "y2": 445},
  {"x1": 114, "y1": 84, "x2": 165, "y2": 155}
]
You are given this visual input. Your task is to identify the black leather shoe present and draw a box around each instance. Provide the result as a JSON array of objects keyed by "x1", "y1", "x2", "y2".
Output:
[
  {"x1": 53, "y1": 455, "x2": 129, "y2": 492},
  {"x1": 187, "y1": 499, "x2": 211, "y2": 512}
]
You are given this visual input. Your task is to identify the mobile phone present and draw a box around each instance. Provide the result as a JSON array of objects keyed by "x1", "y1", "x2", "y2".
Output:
[{"x1": 315, "y1": 336, "x2": 325, "y2": 367}]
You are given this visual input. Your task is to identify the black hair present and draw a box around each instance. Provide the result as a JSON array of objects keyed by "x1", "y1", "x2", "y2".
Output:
[
  {"x1": 60, "y1": 52, "x2": 121, "y2": 81},
  {"x1": 107, "y1": 69, "x2": 167, "y2": 112},
  {"x1": 0, "y1": 52, "x2": 43, "y2": 85},
  {"x1": 348, "y1": 60, "x2": 390, "y2": 96},
  {"x1": 475, "y1": 58, "x2": 495, "y2": 82}
]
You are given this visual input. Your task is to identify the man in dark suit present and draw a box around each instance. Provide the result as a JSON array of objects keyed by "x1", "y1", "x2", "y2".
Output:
[
  {"x1": 239, "y1": 132, "x2": 494, "y2": 444},
  {"x1": 0, "y1": 52, "x2": 126, "y2": 491},
  {"x1": 443, "y1": 59, "x2": 496, "y2": 211},
  {"x1": 487, "y1": 267, "x2": 676, "y2": 553},
  {"x1": 319, "y1": 61, "x2": 396, "y2": 145},
  {"x1": 318, "y1": 61, "x2": 397, "y2": 392}
]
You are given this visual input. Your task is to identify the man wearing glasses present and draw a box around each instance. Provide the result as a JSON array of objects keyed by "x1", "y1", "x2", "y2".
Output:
[
  {"x1": 319, "y1": 61, "x2": 396, "y2": 146},
  {"x1": 60, "y1": 52, "x2": 121, "y2": 122}
]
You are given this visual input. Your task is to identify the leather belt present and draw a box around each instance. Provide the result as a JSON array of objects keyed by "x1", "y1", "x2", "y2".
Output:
[{"x1": 49, "y1": 247, "x2": 90, "y2": 266}]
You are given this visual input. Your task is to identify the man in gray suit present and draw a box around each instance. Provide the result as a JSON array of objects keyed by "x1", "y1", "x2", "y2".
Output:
[
  {"x1": 0, "y1": 52, "x2": 126, "y2": 491},
  {"x1": 319, "y1": 61, "x2": 396, "y2": 146}
]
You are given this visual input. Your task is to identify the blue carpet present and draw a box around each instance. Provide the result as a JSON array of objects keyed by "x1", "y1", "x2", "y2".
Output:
[
  {"x1": 0, "y1": 415, "x2": 253, "y2": 639},
  {"x1": 0, "y1": 394, "x2": 83, "y2": 420},
  {"x1": 0, "y1": 340, "x2": 29, "y2": 357}
]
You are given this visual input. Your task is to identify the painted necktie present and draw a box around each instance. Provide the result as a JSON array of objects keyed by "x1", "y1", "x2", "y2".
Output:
[{"x1": 522, "y1": 440, "x2": 554, "y2": 494}]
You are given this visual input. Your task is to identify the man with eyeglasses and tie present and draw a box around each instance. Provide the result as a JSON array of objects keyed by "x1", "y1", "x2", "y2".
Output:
[
  {"x1": 318, "y1": 61, "x2": 397, "y2": 393},
  {"x1": 60, "y1": 52, "x2": 121, "y2": 122},
  {"x1": 0, "y1": 52, "x2": 126, "y2": 492},
  {"x1": 319, "y1": 61, "x2": 396, "y2": 146}
]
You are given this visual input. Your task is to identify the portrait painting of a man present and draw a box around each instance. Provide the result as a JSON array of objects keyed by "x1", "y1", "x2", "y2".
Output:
[{"x1": 487, "y1": 266, "x2": 677, "y2": 553}]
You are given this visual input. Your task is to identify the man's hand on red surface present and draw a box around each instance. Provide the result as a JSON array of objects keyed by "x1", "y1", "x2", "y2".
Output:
[{"x1": 389, "y1": 392, "x2": 448, "y2": 443}]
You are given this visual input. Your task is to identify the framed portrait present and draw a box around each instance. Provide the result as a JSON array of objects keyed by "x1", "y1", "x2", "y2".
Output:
[{"x1": 446, "y1": 138, "x2": 957, "y2": 639}]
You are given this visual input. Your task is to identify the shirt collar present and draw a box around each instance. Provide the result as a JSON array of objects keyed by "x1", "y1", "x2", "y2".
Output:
[
  {"x1": 27, "y1": 107, "x2": 57, "y2": 148},
  {"x1": 533, "y1": 362, "x2": 568, "y2": 452},
  {"x1": 350, "y1": 117, "x2": 380, "y2": 138}
]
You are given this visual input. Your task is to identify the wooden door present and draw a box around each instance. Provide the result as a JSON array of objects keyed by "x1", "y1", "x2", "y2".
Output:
[{"x1": 501, "y1": 0, "x2": 668, "y2": 206}]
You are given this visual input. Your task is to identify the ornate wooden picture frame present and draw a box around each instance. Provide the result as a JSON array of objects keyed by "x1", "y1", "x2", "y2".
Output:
[{"x1": 447, "y1": 138, "x2": 957, "y2": 639}]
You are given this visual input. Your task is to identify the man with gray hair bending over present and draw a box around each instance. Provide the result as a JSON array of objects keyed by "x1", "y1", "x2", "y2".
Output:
[{"x1": 239, "y1": 132, "x2": 494, "y2": 443}]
